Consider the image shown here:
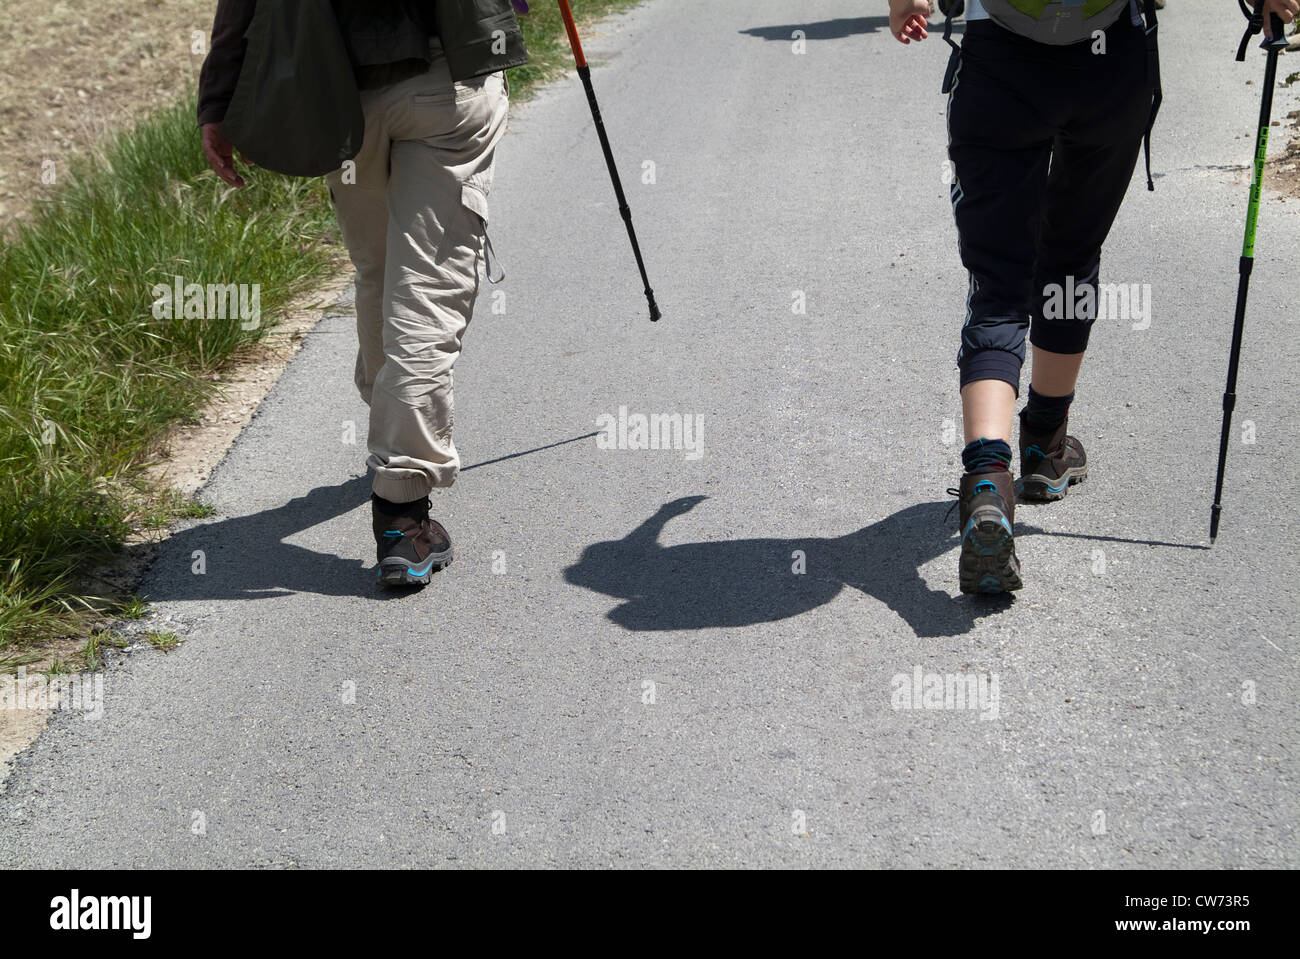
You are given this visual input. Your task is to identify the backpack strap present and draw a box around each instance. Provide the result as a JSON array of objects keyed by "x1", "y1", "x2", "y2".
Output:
[
  {"x1": 1141, "y1": 0, "x2": 1162, "y2": 191},
  {"x1": 941, "y1": 0, "x2": 965, "y2": 54},
  {"x1": 939, "y1": 0, "x2": 965, "y2": 94}
]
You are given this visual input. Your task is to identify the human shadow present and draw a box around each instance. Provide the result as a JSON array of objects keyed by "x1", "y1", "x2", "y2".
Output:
[
  {"x1": 564, "y1": 496, "x2": 1022, "y2": 638},
  {"x1": 134, "y1": 432, "x2": 612, "y2": 602},
  {"x1": 132, "y1": 473, "x2": 375, "y2": 602},
  {"x1": 740, "y1": 17, "x2": 964, "y2": 42}
]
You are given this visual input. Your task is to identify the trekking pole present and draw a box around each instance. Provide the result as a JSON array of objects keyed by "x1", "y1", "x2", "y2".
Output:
[
  {"x1": 1209, "y1": 6, "x2": 1288, "y2": 544},
  {"x1": 556, "y1": 0, "x2": 661, "y2": 322}
]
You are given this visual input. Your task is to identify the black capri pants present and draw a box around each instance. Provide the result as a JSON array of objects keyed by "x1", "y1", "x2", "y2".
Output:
[{"x1": 946, "y1": 11, "x2": 1156, "y2": 392}]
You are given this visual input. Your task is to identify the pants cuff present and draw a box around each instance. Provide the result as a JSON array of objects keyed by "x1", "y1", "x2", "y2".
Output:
[
  {"x1": 959, "y1": 348, "x2": 1023, "y2": 395},
  {"x1": 371, "y1": 472, "x2": 435, "y2": 504},
  {"x1": 1030, "y1": 318, "x2": 1093, "y2": 355}
]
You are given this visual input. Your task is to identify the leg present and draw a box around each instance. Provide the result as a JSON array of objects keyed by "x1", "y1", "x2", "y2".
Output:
[
  {"x1": 366, "y1": 62, "x2": 510, "y2": 505},
  {"x1": 961, "y1": 380, "x2": 1016, "y2": 446},
  {"x1": 1029, "y1": 346, "x2": 1085, "y2": 398},
  {"x1": 946, "y1": 24, "x2": 1057, "y2": 593},
  {"x1": 1020, "y1": 346, "x2": 1087, "y2": 498},
  {"x1": 1020, "y1": 17, "x2": 1152, "y2": 500},
  {"x1": 1031, "y1": 16, "x2": 1152, "y2": 369},
  {"x1": 948, "y1": 42, "x2": 1054, "y2": 406},
  {"x1": 1029, "y1": 132, "x2": 1144, "y2": 365},
  {"x1": 947, "y1": 26, "x2": 1055, "y2": 457},
  {"x1": 326, "y1": 91, "x2": 391, "y2": 408}
]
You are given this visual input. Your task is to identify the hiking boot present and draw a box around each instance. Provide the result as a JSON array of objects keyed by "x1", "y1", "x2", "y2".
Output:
[
  {"x1": 372, "y1": 495, "x2": 453, "y2": 586},
  {"x1": 1018, "y1": 412, "x2": 1088, "y2": 502},
  {"x1": 953, "y1": 470, "x2": 1022, "y2": 595}
]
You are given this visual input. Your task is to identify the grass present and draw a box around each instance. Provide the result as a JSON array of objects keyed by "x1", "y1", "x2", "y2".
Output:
[
  {"x1": 0, "y1": 0, "x2": 645, "y2": 656},
  {"x1": 509, "y1": 1, "x2": 643, "y2": 94},
  {"x1": 138, "y1": 491, "x2": 217, "y2": 531},
  {"x1": 146, "y1": 631, "x2": 180, "y2": 653},
  {"x1": 0, "y1": 96, "x2": 338, "y2": 653}
]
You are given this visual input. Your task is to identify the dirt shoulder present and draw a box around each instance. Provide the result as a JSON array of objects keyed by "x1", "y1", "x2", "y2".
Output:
[{"x1": 0, "y1": 0, "x2": 213, "y2": 225}]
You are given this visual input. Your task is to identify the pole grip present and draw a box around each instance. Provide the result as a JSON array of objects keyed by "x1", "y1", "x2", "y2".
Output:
[
  {"x1": 1268, "y1": 13, "x2": 1286, "y2": 43},
  {"x1": 558, "y1": 0, "x2": 588, "y2": 68}
]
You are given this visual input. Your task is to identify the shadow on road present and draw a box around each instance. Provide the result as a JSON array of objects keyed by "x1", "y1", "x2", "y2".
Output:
[
  {"x1": 136, "y1": 470, "x2": 1206, "y2": 616},
  {"x1": 564, "y1": 496, "x2": 1016, "y2": 638},
  {"x1": 134, "y1": 433, "x2": 609, "y2": 602},
  {"x1": 740, "y1": 17, "x2": 964, "y2": 42},
  {"x1": 460, "y1": 432, "x2": 599, "y2": 473},
  {"x1": 135, "y1": 474, "x2": 375, "y2": 601}
]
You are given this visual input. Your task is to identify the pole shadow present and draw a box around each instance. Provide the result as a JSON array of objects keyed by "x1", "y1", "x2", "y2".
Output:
[{"x1": 131, "y1": 473, "x2": 375, "y2": 602}]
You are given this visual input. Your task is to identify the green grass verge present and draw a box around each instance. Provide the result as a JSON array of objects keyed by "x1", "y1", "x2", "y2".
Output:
[
  {"x1": 508, "y1": 0, "x2": 643, "y2": 94},
  {"x1": 0, "y1": 0, "x2": 644, "y2": 655},
  {"x1": 0, "y1": 96, "x2": 338, "y2": 651}
]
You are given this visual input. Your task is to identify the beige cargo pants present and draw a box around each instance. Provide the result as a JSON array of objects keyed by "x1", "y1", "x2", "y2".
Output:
[{"x1": 327, "y1": 41, "x2": 508, "y2": 505}]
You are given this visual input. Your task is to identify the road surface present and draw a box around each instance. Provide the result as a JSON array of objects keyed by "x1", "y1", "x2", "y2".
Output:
[{"x1": 2, "y1": 0, "x2": 1297, "y2": 867}]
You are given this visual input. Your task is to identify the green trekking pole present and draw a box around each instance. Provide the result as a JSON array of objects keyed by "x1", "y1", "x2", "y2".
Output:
[{"x1": 1210, "y1": 5, "x2": 1288, "y2": 544}]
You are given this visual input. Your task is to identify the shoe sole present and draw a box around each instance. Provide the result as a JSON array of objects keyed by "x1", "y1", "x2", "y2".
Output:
[
  {"x1": 1019, "y1": 466, "x2": 1088, "y2": 502},
  {"x1": 377, "y1": 548, "x2": 453, "y2": 587},
  {"x1": 959, "y1": 515, "x2": 1023, "y2": 595}
]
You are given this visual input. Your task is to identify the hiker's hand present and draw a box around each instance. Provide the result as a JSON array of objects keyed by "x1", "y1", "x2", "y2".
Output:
[
  {"x1": 202, "y1": 122, "x2": 246, "y2": 188},
  {"x1": 890, "y1": 0, "x2": 931, "y2": 43},
  {"x1": 1258, "y1": 0, "x2": 1298, "y2": 39}
]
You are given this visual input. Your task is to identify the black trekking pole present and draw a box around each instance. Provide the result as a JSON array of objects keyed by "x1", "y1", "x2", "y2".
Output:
[
  {"x1": 1210, "y1": 5, "x2": 1288, "y2": 544},
  {"x1": 557, "y1": 0, "x2": 661, "y2": 322}
]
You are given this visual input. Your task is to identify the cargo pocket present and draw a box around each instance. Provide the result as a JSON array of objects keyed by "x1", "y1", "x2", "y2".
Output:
[{"x1": 461, "y1": 182, "x2": 504, "y2": 284}]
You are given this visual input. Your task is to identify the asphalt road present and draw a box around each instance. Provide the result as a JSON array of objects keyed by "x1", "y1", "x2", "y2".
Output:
[{"x1": 2, "y1": 0, "x2": 1297, "y2": 868}]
